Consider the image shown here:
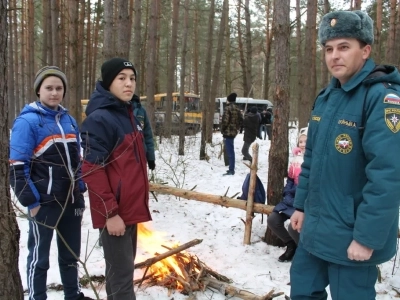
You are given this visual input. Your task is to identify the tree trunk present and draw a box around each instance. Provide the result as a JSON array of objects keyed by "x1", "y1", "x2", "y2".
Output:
[
  {"x1": 193, "y1": 6, "x2": 200, "y2": 95},
  {"x1": 262, "y1": 0, "x2": 272, "y2": 101},
  {"x1": 298, "y1": 0, "x2": 317, "y2": 128},
  {"x1": 237, "y1": 0, "x2": 248, "y2": 96},
  {"x1": 208, "y1": 0, "x2": 228, "y2": 143},
  {"x1": 90, "y1": 0, "x2": 102, "y2": 94},
  {"x1": 386, "y1": 0, "x2": 396, "y2": 64},
  {"x1": 133, "y1": 0, "x2": 142, "y2": 95},
  {"x1": 8, "y1": 0, "x2": 15, "y2": 125},
  {"x1": 200, "y1": 0, "x2": 215, "y2": 160},
  {"x1": 145, "y1": 0, "x2": 159, "y2": 131},
  {"x1": 244, "y1": 0, "x2": 253, "y2": 97},
  {"x1": 50, "y1": 0, "x2": 59, "y2": 66},
  {"x1": 116, "y1": 0, "x2": 131, "y2": 59},
  {"x1": 66, "y1": 0, "x2": 79, "y2": 119},
  {"x1": 224, "y1": 10, "x2": 232, "y2": 95},
  {"x1": 27, "y1": 0, "x2": 35, "y2": 100},
  {"x1": 320, "y1": 0, "x2": 330, "y2": 90},
  {"x1": 164, "y1": 0, "x2": 180, "y2": 138},
  {"x1": 0, "y1": 1, "x2": 24, "y2": 296},
  {"x1": 103, "y1": 0, "x2": 115, "y2": 60},
  {"x1": 264, "y1": 0, "x2": 291, "y2": 247},
  {"x1": 179, "y1": 0, "x2": 191, "y2": 155}
]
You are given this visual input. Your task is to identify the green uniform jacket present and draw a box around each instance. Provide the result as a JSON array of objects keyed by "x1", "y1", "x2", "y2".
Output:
[{"x1": 294, "y1": 59, "x2": 400, "y2": 266}]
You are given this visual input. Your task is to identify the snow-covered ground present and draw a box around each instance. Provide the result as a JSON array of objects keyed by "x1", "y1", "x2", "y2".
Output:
[{"x1": 17, "y1": 128, "x2": 400, "y2": 299}]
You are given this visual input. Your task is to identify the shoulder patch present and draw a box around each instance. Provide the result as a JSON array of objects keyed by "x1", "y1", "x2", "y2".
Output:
[
  {"x1": 383, "y1": 93, "x2": 400, "y2": 106},
  {"x1": 385, "y1": 108, "x2": 400, "y2": 133}
]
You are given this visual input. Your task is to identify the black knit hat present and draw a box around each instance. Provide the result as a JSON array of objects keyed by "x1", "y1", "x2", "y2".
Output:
[
  {"x1": 34, "y1": 66, "x2": 67, "y2": 98},
  {"x1": 101, "y1": 57, "x2": 137, "y2": 90},
  {"x1": 318, "y1": 10, "x2": 374, "y2": 45},
  {"x1": 250, "y1": 106, "x2": 257, "y2": 114},
  {"x1": 227, "y1": 92, "x2": 237, "y2": 102}
]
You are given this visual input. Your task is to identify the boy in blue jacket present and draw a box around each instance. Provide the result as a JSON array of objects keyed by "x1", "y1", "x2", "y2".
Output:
[{"x1": 9, "y1": 66, "x2": 91, "y2": 300}]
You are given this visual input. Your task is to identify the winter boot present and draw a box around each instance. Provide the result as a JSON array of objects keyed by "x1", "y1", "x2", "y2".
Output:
[{"x1": 278, "y1": 240, "x2": 297, "y2": 262}]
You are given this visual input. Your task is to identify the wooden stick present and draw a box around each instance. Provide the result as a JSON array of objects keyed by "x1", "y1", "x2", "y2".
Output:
[
  {"x1": 244, "y1": 143, "x2": 259, "y2": 245},
  {"x1": 134, "y1": 239, "x2": 203, "y2": 269},
  {"x1": 149, "y1": 183, "x2": 274, "y2": 215},
  {"x1": 202, "y1": 276, "x2": 283, "y2": 300}
]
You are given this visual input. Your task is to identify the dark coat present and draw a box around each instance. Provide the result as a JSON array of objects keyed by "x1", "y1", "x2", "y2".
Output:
[
  {"x1": 81, "y1": 81, "x2": 152, "y2": 229},
  {"x1": 273, "y1": 177, "x2": 297, "y2": 217},
  {"x1": 243, "y1": 112, "x2": 260, "y2": 143}
]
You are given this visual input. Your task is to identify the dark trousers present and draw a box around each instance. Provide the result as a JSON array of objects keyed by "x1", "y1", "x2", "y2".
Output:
[
  {"x1": 290, "y1": 242, "x2": 378, "y2": 300},
  {"x1": 241, "y1": 141, "x2": 252, "y2": 161},
  {"x1": 224, "y1": 137, "x2": 235, "y2": 173},
  {"x1": 259, "y1": 124, "x2": 267, "y2": 140},
  {"x1": 101, "y1": 224, "x2": 138, "y2": 300},
  {"x1": 266, "y1": 124, "x2": 272, "y2": 140},
  {"x1": 267, "y1": 212, "x2": 299, "y2": 244},
  {"x1": 27, "y1": 198, "x2": 85, "y2": 300}
]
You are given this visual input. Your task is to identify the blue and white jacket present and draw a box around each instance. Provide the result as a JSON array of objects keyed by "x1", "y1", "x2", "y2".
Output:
[{"x1": 9, "y1": 101, "x2": 86, "y2": 209}]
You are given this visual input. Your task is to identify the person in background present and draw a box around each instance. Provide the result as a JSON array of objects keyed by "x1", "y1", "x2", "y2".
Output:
[
  {"x1": 265, "y1": 107, "x2": 273, "y2": 140},
  {"x1": 267, "y1": 128, "x2": 307, "y2": 262},
  {"x1": 290, "y1": 10, "x2": 400, "y2": 300},
  {"x1": 241, "y1": 106, "x2": 260, "y2": 162},
  {"x1": 259, "y1": 109, "x2": 268, "y2": 139},
  {"x1": 9, "y1": 66, "x2": 91, "y2": 300},
  {"x1": 132, "y1": 94, "x2": 155, "y2": 171},
  {"x1": 221, "y1": 92, "x2": 243, "y2": 175},
  {"x1": 81, "y1": 57, "x2": 152, "y2": 299}
]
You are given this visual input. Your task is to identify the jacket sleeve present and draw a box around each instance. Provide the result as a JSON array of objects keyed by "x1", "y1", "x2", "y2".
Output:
[
  {"x1": 221, "y1": 108, "x2": 230, "y2": 133},
  {"x1": 142, "y1": 109, "x2": 155, "y2": 161},
  {"x1": 353, "y1": 86, "x2": 400, "y2": 250},
  {"x1": 9, "y1": 117, "x2": 41, "y2": 208},
  {"x1": 283, "y1": 177, "x2": 296, "y2": 196},
  {"x1": 80, "y1": 114, "x2": 119, "y2": 219}
]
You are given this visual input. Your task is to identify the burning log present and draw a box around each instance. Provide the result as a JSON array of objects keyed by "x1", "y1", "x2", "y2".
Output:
[
  {"x1": 149, "y1": 183, "x2": 274, "y2": 215},
  {"x1": 134, "y1": 238, "x2": 203, "y2": 269}
]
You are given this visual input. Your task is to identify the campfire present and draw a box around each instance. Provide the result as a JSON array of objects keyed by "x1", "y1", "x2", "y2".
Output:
[{"x1": 134, "y1": 224, "x2": 286, "y2": 300}]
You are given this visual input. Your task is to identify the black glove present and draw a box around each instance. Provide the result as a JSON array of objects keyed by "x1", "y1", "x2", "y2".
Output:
[{"x1": 148, "y1": 160, "x2": 155, "y2": 170}]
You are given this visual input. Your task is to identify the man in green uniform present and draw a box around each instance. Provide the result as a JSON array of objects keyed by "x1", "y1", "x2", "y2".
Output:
[{"x1": 290, "y1": 10, "x2": 400, "y2": 300}]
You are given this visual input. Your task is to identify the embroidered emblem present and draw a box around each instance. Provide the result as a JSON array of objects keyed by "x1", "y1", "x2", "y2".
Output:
[
  {"x1": 330, "y1": 19, "x2": 337, "y2": 27},
  {"x1": 335, "y1": 134, "x2": 353, "y2": 154},
  {"x1": 383, "y1": 93, "x2": 400, "y2": 106},
  {"x1": 312, "y1": 115, "x2": 321, "y2": 122},
  {"x1": 385, "y1": 108, "x2": 400, "y2": 133},
  {"x1": 123, "y1": 62, "x2": 133, "y2": 67},
  {"x1": 338, "y1": 119, "x2": 357, "y2": 128}
]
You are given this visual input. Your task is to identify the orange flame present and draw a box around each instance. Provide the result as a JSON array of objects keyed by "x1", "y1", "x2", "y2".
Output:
[{"x1": 137, "y1": 223, "x2": 193, "y2": 290}]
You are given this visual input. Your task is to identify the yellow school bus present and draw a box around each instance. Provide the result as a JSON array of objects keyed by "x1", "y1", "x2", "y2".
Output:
[
  {"x1": 140, "y1": 92, "x2": 202, "y2": 128},
  {"x1": 81, "y1": 92, "x2": 202, "y2": 129}
]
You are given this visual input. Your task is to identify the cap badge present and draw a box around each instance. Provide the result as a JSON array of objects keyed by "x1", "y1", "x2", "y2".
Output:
[{"x1": 330, "y1": 18, "x2": 337, "y2": 27}]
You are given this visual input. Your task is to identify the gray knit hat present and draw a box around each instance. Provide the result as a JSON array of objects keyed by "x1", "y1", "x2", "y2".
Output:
[
  {"x1": 34, "y1": 66, "x2": 67, "y2": 98},
  {"x1": 318, "y1": 10, "x2": 374, "y2": 46}
]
